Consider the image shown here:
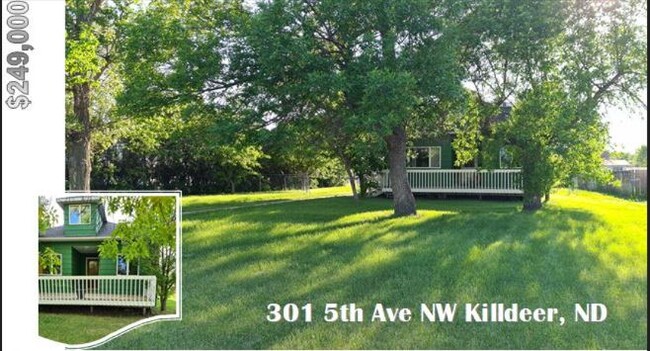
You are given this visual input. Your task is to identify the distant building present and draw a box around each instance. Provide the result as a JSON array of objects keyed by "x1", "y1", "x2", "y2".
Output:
[{"x1": 603, "y1": 159, "x2": 632, "y2": 171}]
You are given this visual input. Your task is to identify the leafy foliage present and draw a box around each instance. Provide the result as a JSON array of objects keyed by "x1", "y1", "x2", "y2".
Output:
[
  {"x1": 237, "y1": 0, "x2": 467, "y2": 214},
  {"x1": 65, "y1": 0, "x2": 142, "y2": 190},
  {"x1": 455, "y1": 0, "x2": 646, "y2": 210},
  {"x1": 633, "y1": 145, "x2": 647, "y2": 167},
  {"x1": 38, "y1": 197, "x2": 57, "y2": 235},
  {"x1": 39, "y1": 247, "x2": 62, "y2": 275},
  {"x1": 499, "y1": 82, "x2": 609, "y2": 209},
  {"x1": 99, "y1": 196, "x2": 177, "y2": 311}
]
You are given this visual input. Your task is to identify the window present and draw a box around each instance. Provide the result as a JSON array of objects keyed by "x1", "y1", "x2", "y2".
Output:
[
  {"x1": 116, "y1": 256, "x2": 140, "y2": 275},
  {"x1": 408, "y1": 147, "x2": 441, "y2": 168},
  {"x1": 117, "y1": 255, "x2": 129, "y2": 275},
  {"x1": 429, "y1": 147, "x2": 441, "y2": 168},
  {"x1": 39, "y1": 253, "x2": 62, "y2": 275},
  {"x1": 69, "y1": 204, "x2": 91, "y2": 225}
]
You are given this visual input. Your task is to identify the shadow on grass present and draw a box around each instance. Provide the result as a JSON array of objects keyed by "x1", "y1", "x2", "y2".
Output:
[
  {"x1": 39, "y1": 305, "x2": 149, "y2": 316},
  {"x1": 100, "y1": 196, "x2": 647, "y2": 349}
]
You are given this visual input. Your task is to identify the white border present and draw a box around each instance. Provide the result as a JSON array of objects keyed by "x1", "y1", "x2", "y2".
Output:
[{"x1": 40, "y1": 191, "x2": 183, "y2": 350}]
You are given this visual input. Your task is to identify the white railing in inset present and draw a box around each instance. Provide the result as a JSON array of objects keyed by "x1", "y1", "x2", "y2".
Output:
[
  {"x1": 38, "y1": 275, "x2": 157, "y2": 307},
  {"x1": 381, "y1": 169, "x2": 523, "y2": 194}
]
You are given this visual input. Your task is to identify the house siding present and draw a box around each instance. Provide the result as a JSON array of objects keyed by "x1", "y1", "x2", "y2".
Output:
[
  {"x1": 99, "y1": 257, "x2": 116, "y2": 275},
  {"x1": 39, "y1": 241, "x2": 116, "y2": 276}
]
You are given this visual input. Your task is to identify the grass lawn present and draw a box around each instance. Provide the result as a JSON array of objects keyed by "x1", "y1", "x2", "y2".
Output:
[
  {"x1": 90, "y1": 188, "x2": 644, "y2": 348},
  {"x1": 39, "y1": 295, "x2": 177, "y2": 345},
  {"x1": 183, "y1": 186, "x2": 350, "y2": 213}
]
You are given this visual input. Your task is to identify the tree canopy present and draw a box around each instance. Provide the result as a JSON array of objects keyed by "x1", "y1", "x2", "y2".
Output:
[{"x1": 66, "y1": 0, "x2": 647, "y2": 213}]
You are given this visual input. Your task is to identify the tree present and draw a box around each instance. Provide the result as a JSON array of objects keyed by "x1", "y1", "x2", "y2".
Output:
[
  {"x1": 38, "y1": 196, "x2": 57, "y2": 235},
  {"x1": 605, "y1": 150, "x2": 634, "y2": 162},
  {"x1": 498, "y1": 82, "x2": 609, "y2": 210},
  {"x1": 39, "y1": 247, "x2": 62, "y2": 275},
  {"x1": 451, "y1": 0, "x2": 565, "y2": 167},
  {"x1": 237, "y1": 0, "x2": 466, "y2": 216},
  {"x1": 458, "y1": 0, "x2": 646, "y2": 210},
  {"x1": 633, "y1": 145, "x2": 647, "y2": 167},
  {"x1": 66, "y1": 0, "x2": 140, "y2": 190},
  {"x1": 99, "y1": 196, "x2": 176, "y2": 312},
  {"x1": 91, "y1": 109, "x2": 269, "y2": 194}
]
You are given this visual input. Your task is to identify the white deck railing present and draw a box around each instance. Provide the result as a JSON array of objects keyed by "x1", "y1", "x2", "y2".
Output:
[
  {"x1": 38, "y1": 275, "x2": 157, "y2": 307},
  {"x1": 381, "y1": 169, "x2": 523, "y2": 195}
]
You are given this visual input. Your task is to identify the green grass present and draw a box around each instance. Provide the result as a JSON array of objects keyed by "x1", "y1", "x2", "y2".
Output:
[
  {"x1": 39, "y1": 295, "x2": 177, "y2": 345},
  {"x1": 94, "y1": 189, "x2": 645, "y2": 348},
  {"x1": 155, "y1": 294, "x2": 177, "y2": 315},
  {"x1": 182, "y1": 186, "x2": 350, "y2": 212},
  {"x1": 39, "y1": 309, "x2": 143, "y2": 345}
]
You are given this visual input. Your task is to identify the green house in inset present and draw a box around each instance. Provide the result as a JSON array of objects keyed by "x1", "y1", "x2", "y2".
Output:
[
  {"x1": 39, "y1": 196, "x2": 118, "y2": 276},
  {"x1": 38, "y1": 196, "x2": 156, "y2": 308}
]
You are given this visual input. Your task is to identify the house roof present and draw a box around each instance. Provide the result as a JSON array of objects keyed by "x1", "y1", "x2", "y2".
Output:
[
  {"x1": 56, "y1": 196, "x2": 103, "y2": 206},
  {"x1": 603, "y1": 159, "x2": 632, "y2": 167},
  {"x1": 39, "y1": 222, "x2": 117, "y2": 241}
]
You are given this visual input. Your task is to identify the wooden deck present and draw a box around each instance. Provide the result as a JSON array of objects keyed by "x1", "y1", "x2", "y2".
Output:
[
  {"x1": 381, "y1": 169, "x2": 523, "y2": 195},
  {"x1": 39, "y1": 275, "x2": 156, "y2": 307},
  {"x1": 39, "y1": 292, "x2": 154, "y2": 307}
]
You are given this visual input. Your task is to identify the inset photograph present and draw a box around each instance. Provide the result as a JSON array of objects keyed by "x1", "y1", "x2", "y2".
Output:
[{"x1": 38, "y1": 194, "x2": 180, "y2": 346}]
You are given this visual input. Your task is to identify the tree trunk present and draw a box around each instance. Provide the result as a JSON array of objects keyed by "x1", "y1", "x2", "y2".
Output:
[
  {"x1": 523, "y1": 193, "x2": 542, "y2": 211},
  {"x1": 345, "y1": 167, "x2": 358, "y2": 199},
  {"x1": 335, "y1": 151, "x2": 358, "y2": 199},
  {"x1": 160, "y1": 294, "x2": 167, "y2": 312},
  {"x1": 230, "y1": 180, "x2": 236, "y2": 194},
  {"x1": 544, "y1": 192, "x2": 550, "y2": 202},
  {"x1": 386, "y1": 125, "x2": 416, "y2": 216},
  {"x1": 343, "y1": 165, "x2": 359, "y2": 200},
  {"x1": 358, "y1": 172, "x2": 368, "y2": 198},
  {"x1": 68, "y1": 83, "x2": 92, "y2": 191}
]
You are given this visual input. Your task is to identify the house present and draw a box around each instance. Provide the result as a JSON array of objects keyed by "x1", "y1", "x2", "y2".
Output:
[
  {"x1": 380, "y1": 106, "x2": 524, "y2": 196},
  {"x1": 603, "y1": 159, "x2": 632, "y2": 172},
  {"x1": 39, "y1": 196, "x2": 119, "y2": 276},
  {"x1": 38, "y1": 196, "x2": 156, "y2": 309},
  {"x1": 380, "y1": 136, "x2": 524, "y2": 196}
]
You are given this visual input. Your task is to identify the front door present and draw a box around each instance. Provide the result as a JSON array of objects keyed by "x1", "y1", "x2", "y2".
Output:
[
  {"x1": 86, "y1": 258, "x2": 99, "y2": 292},
  {"x1": 86, "y1": 258, "x2": 99, "y2": 275}
]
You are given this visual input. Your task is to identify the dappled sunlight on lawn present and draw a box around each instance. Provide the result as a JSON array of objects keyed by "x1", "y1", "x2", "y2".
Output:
[
  {"x1": 182, "y1": 186, "x2": 352, "y2": 211},
  {"x1": 98, "y1": 190, "x2": 647, "y2": 349}
]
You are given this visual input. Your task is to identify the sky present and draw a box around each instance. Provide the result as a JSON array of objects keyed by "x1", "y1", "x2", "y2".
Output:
[{"x1": 602, "y1": 89, "x2": 648, "y2": 153}]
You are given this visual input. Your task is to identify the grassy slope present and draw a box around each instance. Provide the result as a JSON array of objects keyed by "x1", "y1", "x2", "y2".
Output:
[
  {"x1": 39, "y1": 296, "x2": 177, "y2": 345},
  {"x1": 97, "y1": 189, "x2": 646, "y2": 349}
]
